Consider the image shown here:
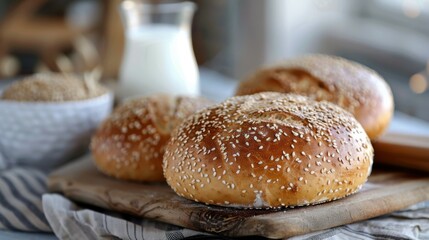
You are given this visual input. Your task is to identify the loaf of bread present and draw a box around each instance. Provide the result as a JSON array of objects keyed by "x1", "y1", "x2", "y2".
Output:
[
  {"x1": 1, "y1": 73, "x2": 107, "y2": 102},
  {"x1": 91, "y1": 94, "x2": 213, "y2": 182},
  {"x1": 163, "y1": 92, "x2": 373, "y2": 208},
  {"x1": 235, "y1": 55, "x2": 394, "y2": 140}
]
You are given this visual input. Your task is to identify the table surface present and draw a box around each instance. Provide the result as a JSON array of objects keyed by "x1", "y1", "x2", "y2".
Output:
[{"x1": 1, "y1": 68, "x2": 429, "y2": 239}]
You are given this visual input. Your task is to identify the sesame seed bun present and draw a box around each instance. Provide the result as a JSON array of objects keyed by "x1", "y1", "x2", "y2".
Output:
[
  {"x1": 163, "y1": 92, "x2": 373, "y2": 208},
  {"x1": 91, "y1": 94, "x2": 213, "y2": 182},
  {"x1": 235, "y1": 55, "x2": 394, "y2": 140}
]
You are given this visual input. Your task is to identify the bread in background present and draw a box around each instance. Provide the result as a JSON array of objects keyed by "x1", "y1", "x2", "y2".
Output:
[{"x1": 235, "y1": 55, "x2": 394, "y2": 140}]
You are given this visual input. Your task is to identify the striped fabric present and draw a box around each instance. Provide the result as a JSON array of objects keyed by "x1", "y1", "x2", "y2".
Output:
[
  {"x1": 0, "y1": 149, "x2": 8, "y2": 170},
  {"x1": 0, "y1": 168, "x2": 51, "y2": 232},
  {"x1": 43, "y1": 194, "x2": 212, "y2": 240}
]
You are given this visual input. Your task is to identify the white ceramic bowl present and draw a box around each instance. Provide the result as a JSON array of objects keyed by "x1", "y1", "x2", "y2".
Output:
[{"x1": 0, "y1": 92, "x2": 113, "y2": 169}]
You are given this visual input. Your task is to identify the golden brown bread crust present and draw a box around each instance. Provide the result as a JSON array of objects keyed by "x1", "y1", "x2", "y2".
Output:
[
  {"x1": 235, "y1": 55, "x2": 394, "y2": 140},
  {"x1": 163, "y1": 92, "x2": 374, "y2": 208},
  {"x1": 91, "y1": 94, "x2": 213, "y2": 182},
  {"x1": 1, "y1": 73, "x2": 107, "y2": 102}
]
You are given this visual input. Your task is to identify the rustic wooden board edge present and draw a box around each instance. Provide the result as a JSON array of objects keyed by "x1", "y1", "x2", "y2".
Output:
[
  {"x1": 373, "y1": 132, "x2": 429, "y2": 172},
  {"x1": 244, "y1": 179, "x2": 429, "y2": 238},
  {"x1": 48, "y1": 156, "x2": 429, "y2": 239},
  {"x1": 48, "y1": 158, "x2": 280, "y2": 234}
]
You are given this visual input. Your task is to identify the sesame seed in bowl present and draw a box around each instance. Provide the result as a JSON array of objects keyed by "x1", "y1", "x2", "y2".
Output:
[
  {"x1": 1, "y1": 73, "x2": 108, "y2": 102},
  {"x1": 0, "y1": 73, "x2": 113, "y2": 170}
]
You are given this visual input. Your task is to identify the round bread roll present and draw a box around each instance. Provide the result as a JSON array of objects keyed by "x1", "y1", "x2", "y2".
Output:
[
  {"x1": 235, "y1": 55, "x2": 394, "y2": 140},
  {"x1": 163, "y1": 92, "x2": 373, "y2": 208},
  {"x1": 1, "y1": 73, "x2": 107, "y2": 102},
  {"x1": 91, "y1": 94, "x2": 213, "y2": 182}
]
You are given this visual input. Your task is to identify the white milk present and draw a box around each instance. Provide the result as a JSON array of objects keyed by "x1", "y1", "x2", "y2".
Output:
[{"x1": 119, "y1": 24, "x2": 199, "y2": 99}]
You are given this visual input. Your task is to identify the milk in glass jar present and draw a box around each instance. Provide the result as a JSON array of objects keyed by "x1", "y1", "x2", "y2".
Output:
[{"x1": 118, "y1": 1, "x2": 199, "y2": 100}]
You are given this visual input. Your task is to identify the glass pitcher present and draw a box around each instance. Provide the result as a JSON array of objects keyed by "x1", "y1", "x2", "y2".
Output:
[{"x1": 118, "y1": 1, "x2": 199, "y2": 100}]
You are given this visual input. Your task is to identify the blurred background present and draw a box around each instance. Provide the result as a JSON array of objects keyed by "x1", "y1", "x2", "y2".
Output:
[{"x1": 0, "y1": 0, "x2": 428, "y2": 120}]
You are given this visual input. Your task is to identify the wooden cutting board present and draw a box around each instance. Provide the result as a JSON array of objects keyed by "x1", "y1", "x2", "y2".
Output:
[
  {"x1": 373, "y1": 132, "x2": 429, "y2": 172},
  {"x1": 48, "y1": 155, "x2": 429, "y2": 239}
]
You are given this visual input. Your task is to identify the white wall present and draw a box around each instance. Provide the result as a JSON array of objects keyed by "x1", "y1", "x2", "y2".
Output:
[
  {"x1": 266, "y1": 0, "x2": 356, "y2": 62},
  {"x1": 231, "y1": 0, "x2": 356, "y2": 79}
]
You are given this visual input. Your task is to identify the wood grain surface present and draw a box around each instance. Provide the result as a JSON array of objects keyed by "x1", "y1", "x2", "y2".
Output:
[{"x1": 48, "y1": 155, "x2": 429, "y2": 239}]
